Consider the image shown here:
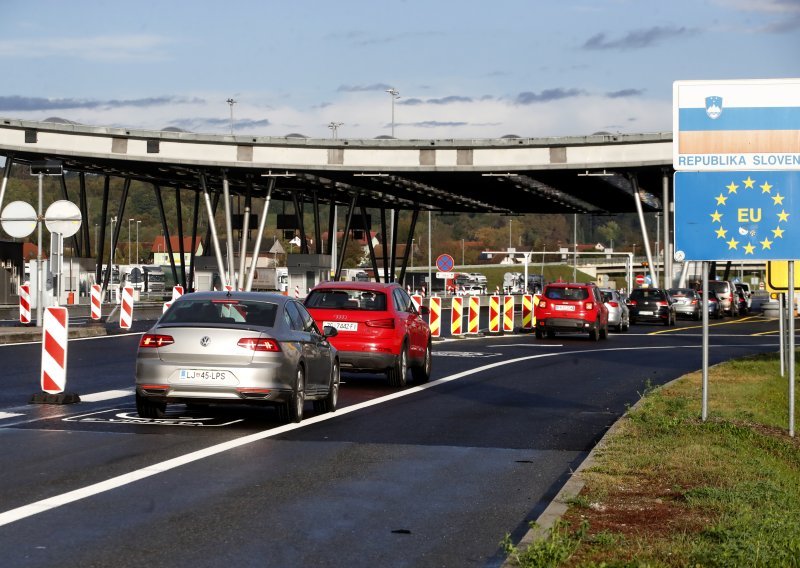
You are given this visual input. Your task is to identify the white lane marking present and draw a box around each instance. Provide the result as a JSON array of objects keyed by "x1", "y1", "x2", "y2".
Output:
[
  {"x1": 78, "y1": 389, "x2": 135, "y2": 402},
  {"x1": 0, "y1": 341, "x2": 779, "y2": 527},
  {"x1": 0, "y1": 412, "x2": 24, "y2": 420}
]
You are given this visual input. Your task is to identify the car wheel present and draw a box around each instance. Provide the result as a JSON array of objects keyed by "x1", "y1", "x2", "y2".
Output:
[
  {"x1": 281, "y1": 366, "x2": 305, "y2": 423},
  {"x1": 671, "y1": 313, "x2": 677, "y2": 326},
  {"x1": 411, "y1": 340, "x2": 432, "y2": 384},
  {"x1": 589, "y1": 326, "x2": 600, "y2": 341},
  {"x1": 388, "y1": 343, "x2": 408, "y2": 388},
  {"x1": 535, "y1": 328, "x2": 544, "y2": 339},
  {"x1": 600, "y1": 324, "x2": 608, "y2": 339},
  {"x1": 314, "y1": 360, "x2": 339, "y2": 414},
  {"x1": 136, "y1": 392, "x2": 166, "y2": 419}
]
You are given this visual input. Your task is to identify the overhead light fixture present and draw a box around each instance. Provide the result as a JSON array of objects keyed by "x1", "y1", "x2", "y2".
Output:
[
  {"x1": 354, "y1": 173, "x2": 389, "y2": 177},
  {"x1": 481, "y1": 173, "x2": 519, "y2": 177},
  {"x1": 577, "y1": 170, "x2": 614, "y2": 177},
  {"x1": 261, "y1": 170, "x2": 296, "y2": 178}
]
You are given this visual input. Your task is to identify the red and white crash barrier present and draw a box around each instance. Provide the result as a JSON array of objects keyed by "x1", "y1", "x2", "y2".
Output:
[
  {"x1": 90, "y1": 284, "x2": 102, "y2": 320},
  {"x1": 41, "y1": 307, "x2": 68, "y2": 394},
  {"x1": 120, "y1": 286, "x2": 134, "y2": 329},
  {"x1": 19, "y1": 283, "x2": 31, "y2": 324},
  {"x1": 171, "y1": 285, "x2": 184, "y2": 301},
  {"x1": 294, "y1": 285, "x2": 300, "y2": 298}
]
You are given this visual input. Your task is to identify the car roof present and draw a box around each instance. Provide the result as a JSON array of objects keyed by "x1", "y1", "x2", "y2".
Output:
[
  {"x1": 172, "y1": 290, "x2": 291, "y2": 305},
  {"x1": 309, "y1": 280, "x2": 399, "y2": 292}
]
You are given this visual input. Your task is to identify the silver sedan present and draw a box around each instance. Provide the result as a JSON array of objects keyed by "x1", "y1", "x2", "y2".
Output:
[
  {"x1": 601, "y1": 288, "x2": 630, "y2": 332},
  {"x1": 135, "y1": 291, "x2": 339, "y2": 423}
]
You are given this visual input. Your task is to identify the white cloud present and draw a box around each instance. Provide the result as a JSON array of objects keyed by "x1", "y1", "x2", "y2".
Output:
[{"x1": 0, "y1": 34, "x2": 172, "y2": 61}]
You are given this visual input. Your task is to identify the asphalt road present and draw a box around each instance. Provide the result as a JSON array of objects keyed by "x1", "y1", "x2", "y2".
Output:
[{"x1": 0, "y1": 315, "x2": 784, "y2": 567}]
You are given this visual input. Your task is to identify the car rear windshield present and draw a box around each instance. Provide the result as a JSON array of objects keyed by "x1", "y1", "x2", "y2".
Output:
[
  {"x1": 630, "y1": 290, "x2": 665, "y2": 300},
  {"x1": 601, "y1": 291, "x2": 615, "y2": 302},
  {"x1": 161, "y1": 299, "x2": 278, "y2": 327},
  {"x1": 709, "y1": 281, "x2": 731, "y2": 294},
  {"x1": 669, "y1": 288, "x2": 694, "y2": 297},
  {"x1": 545, "y1": 287, "x2": 589, "y2": 301},
  {"x1": 305, "y1": 289, "x2": 388, "y2": 311}
]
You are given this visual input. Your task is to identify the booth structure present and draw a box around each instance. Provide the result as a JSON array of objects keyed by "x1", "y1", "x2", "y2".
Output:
[{"x1": 286, "y1": 254, "x2": 332, "y2": 298}]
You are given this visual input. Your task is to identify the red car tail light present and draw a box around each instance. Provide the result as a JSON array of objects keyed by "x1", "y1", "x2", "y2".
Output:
[
  {"x1": 237, "y1": 338, "x2": 281, "y2": 352},
  {"x1": 627, "y1": 300, "x2": 637, "y2": 306},
  {"x1": 139, "y1": 334, "x2": 174, "y2": 348},
  {"x1": 657, "y1": 301, "x2": 668, "y2": 307},
  {"x1": 538, "y1": 300, "x2": 547, "y2": 308},
  {"x1": 607, "y1": 301, "x2": 619, "y2": 308},
  {"x1": 366, "y1": 318, "x2": 395, "y2": 329},
  {"x1": 584, "y1": 302, "x2": 594, "y2": 310},
  {"x1": 691, "y1": 299, "x2": 698, "y2": 305}
]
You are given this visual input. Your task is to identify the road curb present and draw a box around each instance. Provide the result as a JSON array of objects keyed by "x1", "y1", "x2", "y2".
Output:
[
  {"x1": 0, "y1": 325, "x2": 109, "y2": 344},
  {"x1": 501, "y1": 393, "x2": 651, "y2": 566}
]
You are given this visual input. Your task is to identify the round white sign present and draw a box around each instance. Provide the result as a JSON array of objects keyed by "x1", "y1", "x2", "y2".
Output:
[
  {"x1": 45, "y1": 200, "x2": 82, "y2": 237},
  {"x1": 0, "y1": 200, "x2": 37, "y2": 238}
]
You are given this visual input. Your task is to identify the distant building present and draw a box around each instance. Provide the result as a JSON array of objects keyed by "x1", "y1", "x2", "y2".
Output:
[{"x1": 151, "y1": 236, "x2": 203, "y2": 266}]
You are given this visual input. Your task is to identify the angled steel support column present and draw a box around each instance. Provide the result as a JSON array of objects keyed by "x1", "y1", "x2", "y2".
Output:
[
  {"x1": 362, "y1": 205, "x2": 380, "y2": 281},
  {"x1": 154, "y1": 184, "x2": 178, "y2": 288},
  {"x1": 0, "y1": 154, "x2": 13, "y2": 213},
  {"x1": 175, "y1": 187, "x2": 187, "y2": 288},
  {"x1": 629, "y1": 174, "x2": 658, "y2": 286},
  {"x1": 96, "y1": 176, "x2": 110, "y2": 286},
  {"x1": 326, "y1": 199, "x2": 336, "y2": 256},
  {"x1": 203, "y1": 187, "x2": 221, "y2": 257},
  {"x1": 246, "y1": 179, "x2": 275, "y2": 291},
  {"x1": 237, "y1": 180, "x2": 253, "y2": 291},
  {"x1": 199, "y1": 173, "x2": 228, "y2": 290},
  {"x1": 292, "y1": 192, "x2": 309, "y2": 255},
  {"x1": 662, "y1": 169, "x2": 671, "y2": 287},
  {"x1": 79, "y1": 172, "x2": 91, "y2": 259},
  {"x1": 312, "y1": 191, "x2": 322, "y2": 254},
  {"x1": 389, "y1": 207, "x2": 399, "y2": 282},
  {"x1": 103, "y1": 178, "x2": 131, "y2": 293},
  {"x1": 222, "y1": 171, "x2": 235, "y2": 288},
  {"x1": 397, "y1": 207, "x2": 419, "y2": 285},
  {"x1": 59, "y1": 172, "x2": 81, "y2": 256},
  {"x1": 189, "y1": 190, "x2": 200, "y2": 292},
  {"x1": 335, "y1": 193, "x2": 358, "y2": 282},
  {"x1": 380, "y1": 208, "x2": 388, "y2": 282}
]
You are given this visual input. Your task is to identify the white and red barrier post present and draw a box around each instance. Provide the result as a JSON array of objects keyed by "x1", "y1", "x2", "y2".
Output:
[
  {"x1": 120, "y1": 285, "x2": 134, "y2": 329},
  {"x1": 164, "y1": 284, "x2": 184, "y2": 313},
  {"x1": 90, "y1": 284, "x2": 102, "y2": 320},
  {"x1": 31, "y1": 307, "x2": 79, "y2": 404},
  {"x1": 19, "y1": 283, "x2": 31, "y2": 325}
]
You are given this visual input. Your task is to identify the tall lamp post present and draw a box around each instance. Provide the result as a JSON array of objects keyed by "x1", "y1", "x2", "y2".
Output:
[
  {"x1": 136, "y1": 220, "x2": 141, "y2": 264},
  {"x1": 128, "y1": 218, "x2": 133, "y2": 264},
  {"x1": 385, "y1": 88, "x2": 400, "y2": 137},
  {"x1": 328, "y1": 121, "x2": 343, "y2": 139},
  {"x1": 226, "y1": 98, "x2": 237, "y2": 135}
]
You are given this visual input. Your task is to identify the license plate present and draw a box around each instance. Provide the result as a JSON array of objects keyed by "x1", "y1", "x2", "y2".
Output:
[
  {"x1": 639, "y1": 310, "x2": 653, "y2": 315},
  {"x1": 179, "y1": 369, "x2": 230, "y2": 381},
  {"x1": 554, "y1": 304, "x2": 575, "y2": 311},
  {"x1": 323, "y1": 321, "x2": 358, "y2": 331}
]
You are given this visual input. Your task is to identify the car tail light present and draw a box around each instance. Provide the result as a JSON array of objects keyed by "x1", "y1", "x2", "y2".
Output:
[
  {"x1": 627, "y1": 300, "x2": 637, "y2": 306},
  {"x1": 691, "y1": 299, "x2": 698, "y2": 305},
  {"x1": 139, "y1": 334, "x2": 174, "y2": 348},
  {"x1": 366, "y1": 318, "x2": 395, "y2": 329},
  {"x1": 657, "y1": 301, "x2": 669, "y2": 307},
  {"x1": 237, "y1": 338, "x2": 281, "y2": 352},
  {"x1": 607, "y1": 301, "x2": 619, "y2": 308},
  {"x1": 538, "y1": 300, "x2": 547, "y2": 308},
  {"x1": 584, "y1": 302, "x2": 594, "y2": 310}
]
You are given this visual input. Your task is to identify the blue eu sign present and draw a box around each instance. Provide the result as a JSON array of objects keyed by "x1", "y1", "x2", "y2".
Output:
[{"x1": 674, "y1": 171, "x2": 799, "y2": 261}]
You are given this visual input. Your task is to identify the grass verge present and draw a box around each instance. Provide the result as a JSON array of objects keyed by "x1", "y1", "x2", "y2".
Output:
[{"x1": 503, "y1": 351, "x2": 800, "y2": 567}]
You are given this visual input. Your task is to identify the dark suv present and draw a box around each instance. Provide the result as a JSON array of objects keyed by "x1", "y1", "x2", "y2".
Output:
[
  {"x1": 534, "y1": 282, "x2": 609, "y2": 340},
  {"x1": 627, "y1": 288, "x2": 676, "y2": 326}
]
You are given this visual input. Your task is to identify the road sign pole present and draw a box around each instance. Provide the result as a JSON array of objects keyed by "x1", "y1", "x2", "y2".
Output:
[
  {"x1": 36, "y1": 173, "x2": 43, "y2": 327},
  {"x1": 789, "y1": 261, "x2": 795, "y2": 438},
  {"x1": 779, "y1": 294, "x2": 786, "y2": 377},
  {"x1": 702, "y1": 261, "x2": 709, "y2": 421}
]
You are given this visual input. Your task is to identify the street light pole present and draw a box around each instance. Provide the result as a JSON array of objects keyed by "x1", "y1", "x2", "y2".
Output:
[
  {"x1": 226, "y1": 98, "x2": 237, "y2": 135},
  {"x1": 328, "y1": 121, "x2": 343, "y2": 139},
  {"x1": 385, "y1": 88, "x2": 400, "y2": 137},
  {"x1": 136, "y1": 220, "x2": 141, "y2": 264},
  {"x1": 128, "y1": 218, "x2": 133, "y2": 264}
]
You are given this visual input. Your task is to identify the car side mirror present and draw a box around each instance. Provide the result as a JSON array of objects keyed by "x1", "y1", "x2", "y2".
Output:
[{"x1": 323, "y1": 325, "x2": 339, "y2": 338}]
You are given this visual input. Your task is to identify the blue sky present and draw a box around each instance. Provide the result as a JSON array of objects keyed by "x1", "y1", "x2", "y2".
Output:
[{"x1": 0, "y1": 0, "x2": 798, "y2": 139}]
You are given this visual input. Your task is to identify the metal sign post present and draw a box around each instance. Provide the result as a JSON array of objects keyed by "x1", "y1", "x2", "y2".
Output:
[
  {"x1": 789, "y1": 261, "x2": 795, "y2": 437},
  {"x1": 702, "y1": 261, "x2": 709, "y2": 421}
]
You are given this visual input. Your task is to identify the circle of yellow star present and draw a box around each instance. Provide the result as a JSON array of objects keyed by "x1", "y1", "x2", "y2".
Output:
[
  {"x1": 772, "y1": 193, "x2": 785, "y2": 206},
  {"x1": 760, "y1": 237, "x2": 773, "y2": 249},
  {"x1": 773, "y1": 226, "x2": 785, "y2": 238},
  {"x1": 726, "y1": 182, "x2": 739, "y2": 194},
  {"x1": 710, "y1": 210, "x2": 723, "y2": 223},
  {"x1": 743, "y1": 242, "x2": 756, "y2": 255},
  {"x1": 715, "y1": 227, "x2": 727, "y2": 238},
  {"x1": 760, "y1": 181, "x2": 773, "y2": 194},
  {"x1": 726, "y1": 237, "x2": 739, "y2": 249},
  {"x1": 743, "y1": 176, "x2": 756, "y2": 189},
  {"x1": 715, "y1": 193, "x2": 728, "y2": 206},
  {"x1": 778, "y1": 210, "x2": 790, "y2": 222}
]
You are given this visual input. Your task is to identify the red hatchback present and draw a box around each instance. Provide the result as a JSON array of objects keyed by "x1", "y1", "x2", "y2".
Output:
[
  {"x1": 534, "y1": 282, "x2": 609, "y2": 340},
  {"x1": 304, "y1": 281, "x2": 432, "y2": 387}
]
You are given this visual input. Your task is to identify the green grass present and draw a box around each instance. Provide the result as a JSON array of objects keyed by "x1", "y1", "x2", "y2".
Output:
[{"x1": 503, "y1": 351, "x2": 800, "y2": 567}]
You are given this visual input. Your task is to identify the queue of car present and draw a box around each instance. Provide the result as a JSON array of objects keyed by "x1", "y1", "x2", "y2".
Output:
[{"x1": 133, "y1": 278, "x2": 751, "y2": 422}]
